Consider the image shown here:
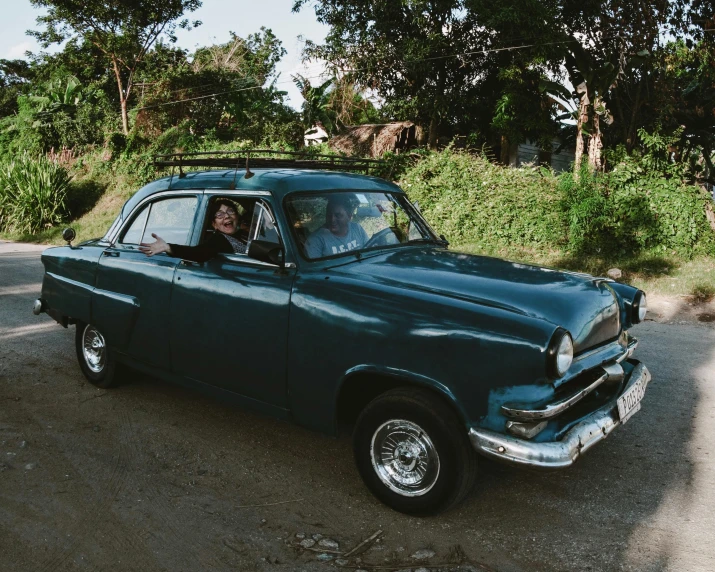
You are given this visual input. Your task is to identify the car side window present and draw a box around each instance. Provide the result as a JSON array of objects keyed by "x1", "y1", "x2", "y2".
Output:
[
  {"x1": 121, "y1": 205, "x2": 150, "y2": 245},
  {"x1": 120, "y1": 197, "x2": 198, "y2": 246},
  {"x1": 248, "y1": 201, "x2": 280, "y2": 246}
]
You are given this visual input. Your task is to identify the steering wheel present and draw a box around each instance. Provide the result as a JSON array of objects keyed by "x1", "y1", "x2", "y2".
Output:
[{"x1": 364, "y1": 227, "x2": 399, "y2": 249}]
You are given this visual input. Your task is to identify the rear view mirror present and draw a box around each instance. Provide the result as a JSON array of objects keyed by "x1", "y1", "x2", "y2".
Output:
[{"x1": 248, "y1": 240, "x2": 284, "y2": 267}]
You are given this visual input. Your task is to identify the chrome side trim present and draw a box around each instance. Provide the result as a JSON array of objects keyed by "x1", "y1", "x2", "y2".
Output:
[
  {"x1": 47, "y1": 272, "x2": 95, "y2": 294},
  {"x1": 92, "y1": 288, "x2": 139, "y2": 307},
  {"x1": 501, "y1": 362, "x2": 624, "y2": 421},
  {"x1": 469, "y1": 363, "x2": 651, "y2": 469},
  {"x1": 221, "y1": 254, "x2": 294, "y2": 270},
  {"x1": 205, "y1": 189, "x2": 272, "y2": 197}
]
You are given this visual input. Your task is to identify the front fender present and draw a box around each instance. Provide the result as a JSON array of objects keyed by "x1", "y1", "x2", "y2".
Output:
[{"x1": 287, "y1": 272, "x2": 556, "y2": 434}]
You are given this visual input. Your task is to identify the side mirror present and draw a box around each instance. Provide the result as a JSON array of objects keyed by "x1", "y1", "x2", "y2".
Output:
[
  {"x1": 62, "y1": 227, "x2": 76, "y2": 246},
  {"x1": 248, "y1": 240, "x2": 284, "y2": 267}
]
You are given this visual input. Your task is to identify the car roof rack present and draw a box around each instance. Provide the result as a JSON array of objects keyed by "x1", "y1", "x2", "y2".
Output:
[{"x1": 153, "y1": 149, "x2": 385, "y2": 177}]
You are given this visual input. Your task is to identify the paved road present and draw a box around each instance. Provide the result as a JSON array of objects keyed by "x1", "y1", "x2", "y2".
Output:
[{"x1": 1, "y1": 241, "x2": 715, "y2": 572}]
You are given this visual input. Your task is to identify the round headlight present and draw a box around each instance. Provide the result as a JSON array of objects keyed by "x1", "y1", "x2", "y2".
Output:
[
  {"x1": 547, "y1": 328, "x2": 574, "y2": 379},
  {"x1": 632, "y1": 291, "x2": 647, "y2": 324}
]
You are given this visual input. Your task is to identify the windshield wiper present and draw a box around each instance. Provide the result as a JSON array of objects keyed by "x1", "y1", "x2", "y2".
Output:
[{"x1": 408, "y1": 237, "x2": 449, "y2": 247}]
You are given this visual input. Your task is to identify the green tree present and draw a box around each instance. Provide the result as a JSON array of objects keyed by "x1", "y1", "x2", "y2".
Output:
[
  {"x1": 469, "y1": 0, "x2": 687, "y2": 157},
  {"x1": 541, "y1": 43, "x2": 650, "y2": 174},
  {"x1": 294, "y1": 0, "x2": 488, "y2": 147},
  {"x1": 28, "y1": 0, "x2": 202, "y2": 135},
  {"x1": 651, "y1": 39, "x2": 715, "y2": 185},
  {"x1": 0, "y1": 60, "x2": 34, "y2": 119},
  {"x1": 134, "y1": 30, "x2": 302, "y2": 147},
  {"x1": 293, "y1": 74, "x2": 380, "y2": 135},
  {"x1": 292, "y1": 74, "x2": 336, "y2": 133}
]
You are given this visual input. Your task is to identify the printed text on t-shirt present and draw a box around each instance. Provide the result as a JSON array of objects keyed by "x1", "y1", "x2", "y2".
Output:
[{"x1": 332, "y1": 240, "x2": 359, "y2": 254}]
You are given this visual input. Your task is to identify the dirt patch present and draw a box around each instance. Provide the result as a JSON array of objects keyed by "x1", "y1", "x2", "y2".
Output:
[{"x1": 646, "y1": 293, "x2": 715, "y2": 327}]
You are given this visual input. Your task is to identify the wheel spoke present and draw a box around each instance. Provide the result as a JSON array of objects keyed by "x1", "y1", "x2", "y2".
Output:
[
  {"x1": 82, "y1": 325, "x2": 106, "y2": 374},
  {"x1": 370, "y1": 419, "x2": 440, "y2": 497}
]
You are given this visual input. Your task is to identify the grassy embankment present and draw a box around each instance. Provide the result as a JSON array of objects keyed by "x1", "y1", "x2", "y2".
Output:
[{"x1": 2, "y1": 147, "x2": 714, "y2": 300}]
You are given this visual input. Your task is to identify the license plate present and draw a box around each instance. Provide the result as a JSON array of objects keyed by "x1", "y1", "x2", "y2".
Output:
[{"x1": 617, "y1": 379, "x2": 646, "y2": 424}]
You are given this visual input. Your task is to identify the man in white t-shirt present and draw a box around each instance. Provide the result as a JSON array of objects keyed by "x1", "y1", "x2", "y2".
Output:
[{"x1": 304, "y1": 195, "x2": 369, "y2": 258}]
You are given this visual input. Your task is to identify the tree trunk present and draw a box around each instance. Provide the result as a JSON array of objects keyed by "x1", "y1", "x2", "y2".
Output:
[
  {"x1": 120, "y1": 98, "x2": 129, "y2": 136},
  {"x1": 588, "y1": 113, "x2": 602, "y2": 172},
  {"x1": 112, "y1": 58, "x2": 130, "y2": 135},
  {"x1": 626, "y1": 80, "x2": 643, "y2": 153},
  {"x1": 500, "y1": 135, "x2": 510, "y2": 165},
  {"x1": 573, "y1": 95, "x2": 589, "y2": 180},
  {"x1": 428, "y1": 113, "x2": 439, "y2": 149}
]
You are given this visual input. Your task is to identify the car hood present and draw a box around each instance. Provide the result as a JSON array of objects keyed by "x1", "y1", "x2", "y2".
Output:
[{"x1": 333, "y1": 247, "x2": 620, "y2": 352}]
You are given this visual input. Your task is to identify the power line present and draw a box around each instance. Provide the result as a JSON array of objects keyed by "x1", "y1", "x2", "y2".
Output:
[
  {"x1": 134, "y1": 84, "x2": 264, "y2": 111},
  {"x1": 131, "y1": 33, "x2": 631, "y2": 108},
  {"x1": 134, "y1": 35, "x2": 622, "y2": 111},
  {"x1": 132, "y1": 61, "x2": 328, "y2": 100}
]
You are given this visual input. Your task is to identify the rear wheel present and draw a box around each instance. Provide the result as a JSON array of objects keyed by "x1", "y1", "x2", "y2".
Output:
[
  {"x1": 353, "y1": 388, "x2": 477, "y2": 515},
  {"x1": 75, "y1": 322, "x2": 121, "y2": 388}
]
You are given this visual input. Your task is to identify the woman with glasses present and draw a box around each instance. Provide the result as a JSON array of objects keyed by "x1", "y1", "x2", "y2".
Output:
[{"x1": 139, "y1": 199, "x2": 249, "y2": 262}]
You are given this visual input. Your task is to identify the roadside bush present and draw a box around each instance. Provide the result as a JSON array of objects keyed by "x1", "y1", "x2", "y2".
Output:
[
  {"x1": 606, "y1": 157, "x2": 715, "y2": 256},
  {"x1": 399, "y1": 147, "x2": 715, "y2": 258},
  {"x1": 0, "y1": 153, "x2": 71, "y2": 233},
  {"x1": 559, "y1": 167, "x2": 615, "y2": 254},
  {"x1": 399, "y1": 148, "x2": 567, "y2": 252}
]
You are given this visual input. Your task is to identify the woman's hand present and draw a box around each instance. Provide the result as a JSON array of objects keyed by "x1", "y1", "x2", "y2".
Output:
[{"x1": 139, "y1": 233, "x2": 172, "y2": 257}]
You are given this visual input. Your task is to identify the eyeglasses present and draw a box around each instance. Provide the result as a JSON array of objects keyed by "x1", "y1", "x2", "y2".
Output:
[{"x1": 214, "y1": 209, "x2": 236, "y2": 220}]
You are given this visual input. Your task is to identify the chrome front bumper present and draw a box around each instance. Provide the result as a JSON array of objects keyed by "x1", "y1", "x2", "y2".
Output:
[{"x1": 468, "y1": 362, "x2": 651, "y2": 469}]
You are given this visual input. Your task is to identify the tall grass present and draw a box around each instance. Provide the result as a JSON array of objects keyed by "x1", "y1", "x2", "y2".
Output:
[{"x1": 0, "y1": 153, "x2": 71, "y2": 234}]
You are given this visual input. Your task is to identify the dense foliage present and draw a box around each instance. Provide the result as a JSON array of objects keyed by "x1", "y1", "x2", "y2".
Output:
[
  {"x1": 297, "y1": 0, "x2": 714, "y2": 185},
  {"x1": 401, "y1": 146, "x2": 715, "y2": 258},
  {"x1": 0, "y1": 0, "x2": 712, "y2": 262},
  {"x1": 401, "y1": 150, "x2": 566, "y2": 250},
  {"x1": 29, "y1": 0, "x2": 203, "y2": 134}
]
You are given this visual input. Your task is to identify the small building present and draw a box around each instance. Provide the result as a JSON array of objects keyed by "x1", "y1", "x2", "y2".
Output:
[
  {"x1": 304, "y1": 124, "x2": 329, "y2": 147},
  {"x1": 506, "y1": 139, "x2": 575, "y2": 173},
  {"x1": 328, "y1": 122, "x2": 422, "y2": 157}
]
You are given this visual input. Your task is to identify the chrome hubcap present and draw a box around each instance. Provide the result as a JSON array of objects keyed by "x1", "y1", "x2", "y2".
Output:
[
  {"x1": 370, "y1": 419, "x2": 440, "y2": 497},
  {"x1": 82, "y1": 325, "x2": 106, "y2": 374}
]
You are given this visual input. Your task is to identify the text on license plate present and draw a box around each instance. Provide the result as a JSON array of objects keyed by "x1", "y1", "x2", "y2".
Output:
[{"x1": 617, "y1": 379, "x2": 646, "y2": 424}]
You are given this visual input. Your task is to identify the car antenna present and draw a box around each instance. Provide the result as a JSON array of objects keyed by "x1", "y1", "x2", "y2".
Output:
[
  {"x1": 244, "y1": 151, "x2": 254, "y2": 180},
  {"x1": 167, "y1": 164, "x2": 176, "y2": 190},
  {"x1": 229, "y1": 154, "x2": 241, "y2": 189}
]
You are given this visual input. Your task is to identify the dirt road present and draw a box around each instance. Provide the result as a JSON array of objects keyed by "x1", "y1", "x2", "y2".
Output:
[{"x1": 2, "y1": 241, "x2": 715, "y2": 572}]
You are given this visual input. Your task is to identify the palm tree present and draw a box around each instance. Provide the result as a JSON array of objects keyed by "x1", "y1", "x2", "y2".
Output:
[
  {"x1": 541, "y1": 39, "x2": 648, "y2": 177},
  {"x1": 292, "y1": 74, "x2": 337, "y2": 135}
]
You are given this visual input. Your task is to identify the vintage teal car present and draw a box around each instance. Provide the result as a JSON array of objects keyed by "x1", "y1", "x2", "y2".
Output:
[{"x1": 34, "y1": 153, "x2": 651, "y2": 515}]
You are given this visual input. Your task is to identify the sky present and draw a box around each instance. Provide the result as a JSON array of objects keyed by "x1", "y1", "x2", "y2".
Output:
[{"x1": 1, "y1": 0, "x2": 329, "y2": 109}]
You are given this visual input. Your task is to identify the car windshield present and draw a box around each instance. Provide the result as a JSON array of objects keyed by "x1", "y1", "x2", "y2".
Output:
[{"x1": 284, "y1": 191, "x2": 439, "y2": 260}]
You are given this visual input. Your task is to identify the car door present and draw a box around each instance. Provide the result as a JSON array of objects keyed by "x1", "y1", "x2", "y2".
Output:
[
  {"x1": 91, "y1": 191, "x2": 201, "y2": 370},
  {"x1": 169, "y1": 196, "x2": 295, "y2": 408}
]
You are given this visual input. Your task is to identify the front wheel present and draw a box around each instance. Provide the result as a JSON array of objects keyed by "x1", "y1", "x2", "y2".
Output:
[
  {"x1": 353, "y1": 388, "x2": 477, "y2": 515},
  {"x1": 75, "y1": 322, "x2": 121, "y2": 388}
]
